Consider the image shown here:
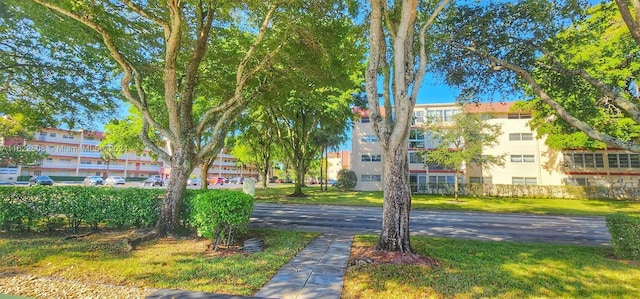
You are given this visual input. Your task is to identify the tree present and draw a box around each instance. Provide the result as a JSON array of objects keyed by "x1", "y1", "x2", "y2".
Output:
[
  {"x1": 13, "y1": 0, "x2": 310, "y2": 237},
  {"x1": 423, "y1": 111, "x2": 505, "y2": 202},
  {"x1": 0, "y1": 145, "x2": 47, "y2": 168},
  {"x1": 335, "y1": 169, "x2": 357, "y2": 191},
  {"x1": 229, "y1": 109, "x2": 279, "y2": 189},
  {"x1": 435, "y1": 1, "x2": 640, "y2": 153},
  {"x1": 255, "y1": 8, "x2": 364, "y2": 197},
  {"x1": 365, "y1": 0, "x2": 450, "y2": 252}
]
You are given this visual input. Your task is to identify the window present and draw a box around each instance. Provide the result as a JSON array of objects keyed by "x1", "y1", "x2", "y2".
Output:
[
  {"x1": 49, "y1": 133, "x2": 56, "y2": 137},
  {"x1": 360, "y1": 135, "x2": 378, "y2": 143},
  {"x1": 408, "y1": 129, "x2": 425, "y2": 148},
  {"x1": 470, "y1": 177, "x2": 493, "y2": 184},
  {"x1": 511, "y1": 155, "x2": 535, "y2": 163},
  {"x1": 608, "y1": 153, "x2": 640, "y2": 168},
  {"x1": 361, "y1": 154, "x2": 381, "y2": 162},
  {"x1": 409, "y1": 152, "x2": 423, "y2": 163},
  {"x1": 361, "y1": 117, "x2": 370, "y2": 123},
  {"x1": 507, "y1": 113, "x2": 532, "y2": 119},
  {"x1": 426, "y1": 109, "x2": 460, "y2": 123},
  {"x1": 59, "y1": 159, "x2": 71, "y2": 163},
  {"x1": 413, "y1": 111, "x2": 424, "y2": 124},
  {"x1": 428, "y1": 175, "x2": 453, "y2": 184},
  {"x1": 361, "y1": 174, "x2": 381, "y2": 182},
  {"x1": 562, "y1": 153, "x2": 604, "y2": 168},
  {"x1": 512, "y1": 177, "x2": 537, "y2": 185},
  {"x1": 80, "y1": 160, "x2": 91, "y2": 165},
  {"x1": 38, "y1": 132, "x2": 46, "y2": 141},
  {"x1": 564, "y1": 177, "x2": 588, "y2": 186},
  {"x1": 509, "y1": 133, "x2": 534, "y2": 141}
]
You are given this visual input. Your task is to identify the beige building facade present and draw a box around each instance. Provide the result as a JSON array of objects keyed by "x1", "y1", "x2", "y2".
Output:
[{"x1": 351, "y1": 102, "x2": 640, "y2": 192}]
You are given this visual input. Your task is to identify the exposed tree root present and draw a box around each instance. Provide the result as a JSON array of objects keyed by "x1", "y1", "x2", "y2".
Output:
[
  {"x1": 62, "y1": 231, "x2": 97, "y2": 240},
  {"x1": 124, "y1": 229, "x2": 158, "y2": 252}
]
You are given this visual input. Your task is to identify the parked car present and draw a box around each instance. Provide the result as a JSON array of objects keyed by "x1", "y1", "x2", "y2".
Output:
[
  {"x1": 29, "y1": 175, "x2": 54, "y2": 186},
  {"x1": 207, "y1": 177, "x2": 225, "y2": 185},
  {"x1": 141, "y1": 175, "x2": 164, "y2": 186},
  {"x1": 327, "y1": 179, "x2": 337, "y2": 186},
  {"x1": 309, "y1": 178, "x2": 317, "y2": 185},
  {"x1": 83, "y1": 176, "x2": 105, "y2": 186},
  {"x1": 105, "y1": 176, "x2": 125, "y2": 186},
  {"x1": 187, "y1": 177, "x2": 200, "y2": 186},
  {"x1": 228, "y1": 177, "x2": 244, "y2": 184}
]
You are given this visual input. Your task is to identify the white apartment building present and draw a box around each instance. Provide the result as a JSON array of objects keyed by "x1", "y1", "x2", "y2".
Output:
[
  {"x1": 0, "y1": 127, "x2": 259, "y2": 182},
  {"x1": 351, "y1": 102, "x2": 640, "y2": 192}
]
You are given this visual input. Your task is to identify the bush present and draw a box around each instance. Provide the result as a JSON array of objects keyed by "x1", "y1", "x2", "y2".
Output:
[
  {"x1": 188, "y1": 190, "x2": 254, "y2": 251},
  {"x1": 0, "y1": 186, "x2": 164, "y2": 232},
  {"x1": 606, "y1": 214, "x2": 640, "y2": 261},
  {"x1": 336, "y1": 169, "x2": 357, "y2": 191}
]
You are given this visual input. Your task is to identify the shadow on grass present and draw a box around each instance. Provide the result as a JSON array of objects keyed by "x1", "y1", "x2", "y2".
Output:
[{"x1": 345, "y1": 235, "x2": 640, "y2": 298}]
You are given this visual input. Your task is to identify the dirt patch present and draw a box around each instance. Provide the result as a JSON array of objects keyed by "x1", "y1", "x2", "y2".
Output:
[{"x1": 348, "y1": 244, "x2": 441, "y2": 267}]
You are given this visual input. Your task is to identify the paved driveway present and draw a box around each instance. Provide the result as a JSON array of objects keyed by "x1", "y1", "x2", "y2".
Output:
[{"x1": 249, "y1": 203, "x2": 611, "y2": 246}]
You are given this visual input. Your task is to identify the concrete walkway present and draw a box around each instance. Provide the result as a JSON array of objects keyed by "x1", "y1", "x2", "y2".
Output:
[
  {"x1": 147, "y1": 233, "x2": 353, "y2": 299},
  {"x1": 255, "y1": 233, "x2": 353, "y2": 299}
]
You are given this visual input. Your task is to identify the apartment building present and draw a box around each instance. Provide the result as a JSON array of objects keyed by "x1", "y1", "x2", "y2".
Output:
[
  {"x1": 351, "y1": 102, "x2": 640, "y2": 191},
  {"x1": 326, "y1": 150, "x2": 351, "y2": 180},
  {"x1": 0, "y1": 127, "x2": 259, "y2": 182}
]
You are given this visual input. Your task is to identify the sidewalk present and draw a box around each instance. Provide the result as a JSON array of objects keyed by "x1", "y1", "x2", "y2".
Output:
[
  {"x1": 147, "y1": 233, "x2": 353, "y2": 299},
  {"x1": 255, "y1": 234, "x2": 353, "y2": 299}
]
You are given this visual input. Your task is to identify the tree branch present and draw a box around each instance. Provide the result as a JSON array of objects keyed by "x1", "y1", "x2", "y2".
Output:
[{"x1": 460, "y1": 44, "x2": 640, "y2": 152}]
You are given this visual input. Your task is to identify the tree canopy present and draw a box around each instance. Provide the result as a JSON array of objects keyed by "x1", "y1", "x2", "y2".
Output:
[{"x1": 435, "y1": 0, "x2": 640, "y2": 152}]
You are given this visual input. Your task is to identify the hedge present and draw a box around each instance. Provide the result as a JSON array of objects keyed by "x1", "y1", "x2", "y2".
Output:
[
  {"x1": 606, "y1": 214, "x2": 640, "y2": 261},
  {"x1": 0, "y1": 186, "x2": 164, "y2": 232}
]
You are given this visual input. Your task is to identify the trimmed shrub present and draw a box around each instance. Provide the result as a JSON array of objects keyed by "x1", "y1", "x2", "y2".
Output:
[
  {"x1": 336, "y1": 169, "x2": 357, "y2": 191},
  {"x1": 606, "y1": 214, "x2": 640, "y2": 261},
  {"x1": 0, "y1": 186, "x2": 164, "y2": 232},
  {"x1": 188, "y1": 189, "x2": 254, "y2": 251}
]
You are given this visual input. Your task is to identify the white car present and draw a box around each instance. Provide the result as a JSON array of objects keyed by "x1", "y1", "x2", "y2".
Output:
[{"x1": 105, "y1": 176, "x2": 126, "y2": 186}]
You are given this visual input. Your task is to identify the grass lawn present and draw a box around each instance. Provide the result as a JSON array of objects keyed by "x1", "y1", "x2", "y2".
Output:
[
  {"x1": 0, "y1": 229, "x2": 318, "y2": 296},
  {"x1": 344, "y1": 235, "x2": 640, "y2": 298},
  {"x1": 255, "y1": 185, "x2": 640, "y2": 217}
]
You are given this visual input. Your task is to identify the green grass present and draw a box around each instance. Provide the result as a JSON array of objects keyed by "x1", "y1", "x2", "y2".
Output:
[
  {"x1": 0, "y1": 229, "x2": 318, "y2": 295},
  {"x1": 344, "y1": 235, "x2": 640, "y2": 298},
  {"x1": 255, "y1": 186, "x2": 640, "y2": 217}
]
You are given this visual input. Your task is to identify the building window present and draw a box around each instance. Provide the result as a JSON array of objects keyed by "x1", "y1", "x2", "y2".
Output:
[
  {"x1": 60, "y1": 159, "x2": 71, "y2": 163},
  {"x1": 564, "y1": 177, "x2": 588, "y2": 186},
  {"x1": 509, "y1": 133, "x2": 533, "y2": 141},
  {"x1": 80, "y1": 160, "x2": 91, "y2": 165},
  {"x1": 511, "y1": 155, "x2": 535, "y2": 163},
  {"x1": 360, "y1": 135, "x2": 378, "y2": 143},
  {"x1": 564, "y1": 153, "x2": 605, "y2": 168},
  {"x1": 409, "y1": 129, "x2": 425, "y2": 148},
  {"x1": 470, "y1": 177, "x2": 493, "y2": 184},
  {"x1": 34, "y1": 171, "x2": 41, "y2": 175},
  {"x1": 49, "y1": 133, "x2": 56, "y2": 137},
  {"x1": 412, "y1": 111, "x2": 424, "y2": 124},
  {"x1": 361, "y1": 117, "x2": 370, "y2": 123},
  {"x1": 409, "y1": 152, "x2": 423, "y2": 163},
  {"x1": 608, "y1": 153, "x2": 640, "y2": 168},
  {"x1": 361, "y1": 154, "x2": 382, "y2": 162},
  {"x1": 512, "y1": 177, "x2": 537, "y2": 185},
  {"x1": 361, "y1": 174, "x2": 382, "y2": 182},
  {"x1": 507, "y1": 113, "x2": 532, "y2": 119},
  {"x1": 428, "y1": 175, "x2": 453, "y2": 184},
  {"x1": 38, "y1": 132, "x2": 46, "y2": 141}
]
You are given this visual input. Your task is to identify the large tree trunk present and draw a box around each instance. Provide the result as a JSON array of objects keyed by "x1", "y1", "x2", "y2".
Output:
[
  {"x1": 292, "y1": 164, "x2": 305, "y2": 197},
  {"x1": 376, "y1": 143, "x2": 412, "y2": 252},
  {"x1": 155, "y1": 148, "x2": 193, "y2": 236}
]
